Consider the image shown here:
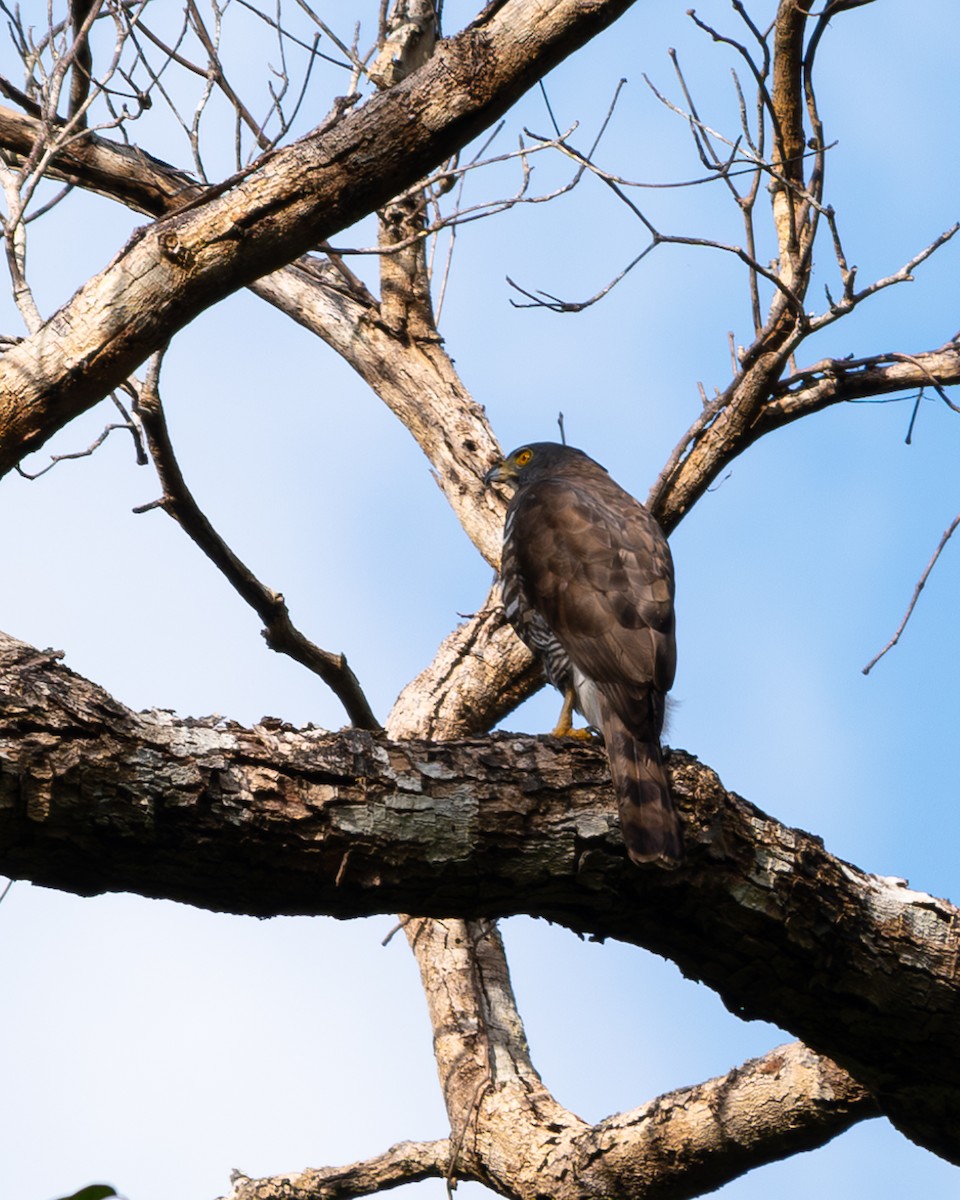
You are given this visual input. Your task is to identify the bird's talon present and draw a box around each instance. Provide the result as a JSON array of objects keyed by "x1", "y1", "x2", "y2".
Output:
[{"x1": 552, "y1": 724, "x2": 597, "y2": 741}]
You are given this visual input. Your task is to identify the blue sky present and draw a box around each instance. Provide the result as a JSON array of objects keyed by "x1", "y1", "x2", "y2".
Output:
[{"x1": 2, "y1": 3, "x2": 959, "y2": 1198}]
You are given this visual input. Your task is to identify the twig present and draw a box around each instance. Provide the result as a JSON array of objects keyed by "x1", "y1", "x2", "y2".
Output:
[
  {"x1": 862, "y1": 513, "x2": 960, "y2": 675},
  {"x1": 507, "y1": 242, "x2": 656, "y2": 312},
  {"x1": 903, "y1": 391, "x2": 924, "y2": 445},
  {"x1": 15, "y1": 392, "x2": 146, "y2": 478},
  {"x1": 133, "y1": 351, "x2": 381, "y2": 730},
  {"x1": 233, "y1": 0, "x2": 348, "y2": 66},
  {"x1": 538, "y1": 78, "x2": 561, "y2": 138},
  {"x1": 891, "y1": 351, "x2": 960, "y2": 414},
  {"x1": 381, "y1": 917, "x2": 412, "y2": 946},
  {"x1": 810, "y1": 223, "x2": 960, "y2": 331}
]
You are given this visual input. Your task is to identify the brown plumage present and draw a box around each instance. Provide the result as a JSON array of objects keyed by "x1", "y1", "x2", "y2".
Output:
[{"x1": 485, "y1": 442, "x2": 681, "y2": 867}]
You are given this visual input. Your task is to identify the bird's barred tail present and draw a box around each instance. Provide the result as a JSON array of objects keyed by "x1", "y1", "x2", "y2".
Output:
[{"x1": 602, "y1": 708, "x2": 682, "y2": 868}]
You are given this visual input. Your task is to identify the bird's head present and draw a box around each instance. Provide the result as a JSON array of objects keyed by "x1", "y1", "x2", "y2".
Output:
[{"x1": 483, "y1": 442, "x2": 591, "y2": 488}]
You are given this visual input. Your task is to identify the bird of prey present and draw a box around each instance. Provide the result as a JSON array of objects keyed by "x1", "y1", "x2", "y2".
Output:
[{"x1": 485, "y1": 442, "x2": 681, "y2": 866}]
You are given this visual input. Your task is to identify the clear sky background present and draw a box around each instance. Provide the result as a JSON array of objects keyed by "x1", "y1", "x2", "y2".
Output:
[{"x1": 2, "y1": 3, "x2": 959, "y2": 1198}]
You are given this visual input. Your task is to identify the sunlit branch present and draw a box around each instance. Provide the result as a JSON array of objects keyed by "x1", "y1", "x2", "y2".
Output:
[{"x1": 223, "y1": 1139, "x2": 452, "y2": 1200}]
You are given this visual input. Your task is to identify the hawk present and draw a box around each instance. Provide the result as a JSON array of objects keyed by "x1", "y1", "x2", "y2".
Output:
[{"x1": 485, "y1": 442, "x2": 681, "y2": 866}]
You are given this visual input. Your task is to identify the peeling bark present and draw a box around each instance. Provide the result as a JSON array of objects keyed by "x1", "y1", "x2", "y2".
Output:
[
  {"x1": 402, "y1": 917, "x2": 874, "y2": 1200},
  {"x1": 0, "y1": 629, "x2": 956, "y2": 1162},
  {"x1": 2, "y1": 2, "x2": 957, "y2": 1193},
  {"x1": 223, "y1": 1139, "x2": 451, "y2": 1200}
]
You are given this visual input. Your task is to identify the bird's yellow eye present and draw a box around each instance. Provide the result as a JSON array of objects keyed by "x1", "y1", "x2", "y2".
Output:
[{"x1": 515, "y1": 448, "x2": 533, "y2": 467}]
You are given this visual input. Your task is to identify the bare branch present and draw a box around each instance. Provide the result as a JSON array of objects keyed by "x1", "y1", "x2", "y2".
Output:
[
  {"x1": 222, "y1": 1139, "x2": 451, "y2": 1200},
  {"x1": 67, "y1": 0, "x2": 98, "y2": 125},
  {"x1": 809, "y1": 222, "x2": 960, "y2": 331},
  {"x1": 862, "y1": 513, "x2": 960, "y2": 676},
  {"x1": 375, "y1": 0, "x2": 439, "y2": 339},
  {"x1": 15, "y1": 391, "x2": 146, "y2": 479},
  {"x1": 133, "y1": 353, "x2": 381, "y2": 730},
  {"x1": 755, "y1": 343, "x2": 960, "y2": 438},
  {"x1": 507, "y1": 242, "x2": 655, "y2": 312},
  {"x1": 232, "y1": 0, "x2": 348, "y2": 65},
  {"x1": 293, "y1": 0, "x2": 370, "y2": 76},
  {"x1": 1, "y1": 631, "x2": 953, "y2": 1160},
  {"x1": 404, "y1": 914, "x2": 875, "y2": 1200},
  {"x1": 0, "y1": 149, "x2": 44, "y2": 331}
]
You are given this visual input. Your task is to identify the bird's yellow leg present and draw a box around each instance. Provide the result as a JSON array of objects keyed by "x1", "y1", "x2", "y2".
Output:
[{"x1": 552, "y1": 687, "x2": 595, "y2": 739}]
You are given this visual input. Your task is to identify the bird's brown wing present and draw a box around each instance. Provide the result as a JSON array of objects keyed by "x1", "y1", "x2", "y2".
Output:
[
  {"x1": 509, "y1": 471, "x2": 680, "y2": 866},
  {"x1": 510, "y1": 473, "x2": 675, "y2": 737}
]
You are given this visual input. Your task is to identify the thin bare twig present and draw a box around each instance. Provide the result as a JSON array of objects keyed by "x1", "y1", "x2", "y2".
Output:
[
  {"x1": 863, "y1": 514, "x2": 960, "y2": 675},
  {"x1": 907, "y1": 355, "x2": 960, "y2": 411},
  {"x1": 233, "y1": 0, "x2": 349, "y2": 66},
  {"x1": 15, "y1": 392, "x2": 146, "y2": 477},
  {"x1": 809, "y1": 223, "x2": 960, "y2": 331},
  {"x1": 507, "y1": 243, "x2": 656, "y2": 312}
]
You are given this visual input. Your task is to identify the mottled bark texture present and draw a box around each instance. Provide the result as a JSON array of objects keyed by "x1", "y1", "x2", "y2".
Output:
[
  {"x1": 400, "y1": 917, "x2": 873, "y2": 1200},
  {"x1": 3, "y1": 2, "x2": 959, "y2": 1193},
  {"x1": 0, "y1": 0, "x2": 637, "y2": 478},
  {"x1": 0, "y1": 629, "x2": 955, "y2": 1164}
]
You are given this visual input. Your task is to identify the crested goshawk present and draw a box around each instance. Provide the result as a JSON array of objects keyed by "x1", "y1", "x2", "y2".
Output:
[{"x1": 485, "y1": 442, "x2": 681, "y2": 867}]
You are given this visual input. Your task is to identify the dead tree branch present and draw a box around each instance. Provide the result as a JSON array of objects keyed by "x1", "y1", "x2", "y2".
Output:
[
  {"x1": 222, "y1": 1139, "x2": 451, "y2": 1200},
  {"x1": 132, "y1": 353, "x2": 380, "y2": 729},
  {"x1": 862, "y1": 512, "x2": 960, "y2": 676},
  {"x1": 401, "y1": 915, "x2": 874, "y2": 1200},
  {"x1": 15, "y1": 390, "x2": 146, "y2": 478},
  {"x1": 0, "y1": 628, "x2": 951, "y2": 1162}
]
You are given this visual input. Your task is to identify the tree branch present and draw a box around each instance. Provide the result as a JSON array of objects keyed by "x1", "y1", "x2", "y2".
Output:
[
  {"x1": 0, "y1": 628, "x2": 955, "y2": 1162},
  {"x1": 221, "y1": 1139, "x2": 451, "y2": 1200},
  {"x1": 0, "y1": 0, "x2": 639, "y2": 479},
  {"x1": 133, "y1": 353, "x2": 381, "y2": 729},
  {"x1": 752, "y1": 343, "x2": 960, "y2": 442},
  {"x1": 0, "y1": 101, "x2": 506, "y2": 566},
  {"x1": 401, "y1": 917, "x2": 875, "y2": 1200},
  {"x1": 862, "y1": 511, "x2": 960, "y2": 675}
]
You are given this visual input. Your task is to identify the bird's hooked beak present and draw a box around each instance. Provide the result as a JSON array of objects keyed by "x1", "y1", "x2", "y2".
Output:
[{"x1": 483, "y1": 457, "x2": 514, "y2": 487}]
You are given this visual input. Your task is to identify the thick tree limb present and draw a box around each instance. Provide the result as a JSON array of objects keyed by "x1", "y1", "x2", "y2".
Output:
[
  {"x1": 214, "y1": 919, "x2": 872, "y2": 1200},
  {"x1": 401, "y1": 917, "x2": 874, "y2": 1200},
  {"x1": 0, "y1": 103, "x2": 198, "y2": 214},
  {"x1": 0, "y1": 103, "x2": 506, "y2": 565},
  {"x1": 585, "y1": 1042, "x2": 874, "y2": 1198},
  {"x1": 0, "y1": 0, "x2": 638, "y2": 479},
  {"x1": 0, "y1": 628, "x2": 955, "y2": 1161},
  {"x1": 256, "y1": 259, "x2": 506, "y2": 567}
]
